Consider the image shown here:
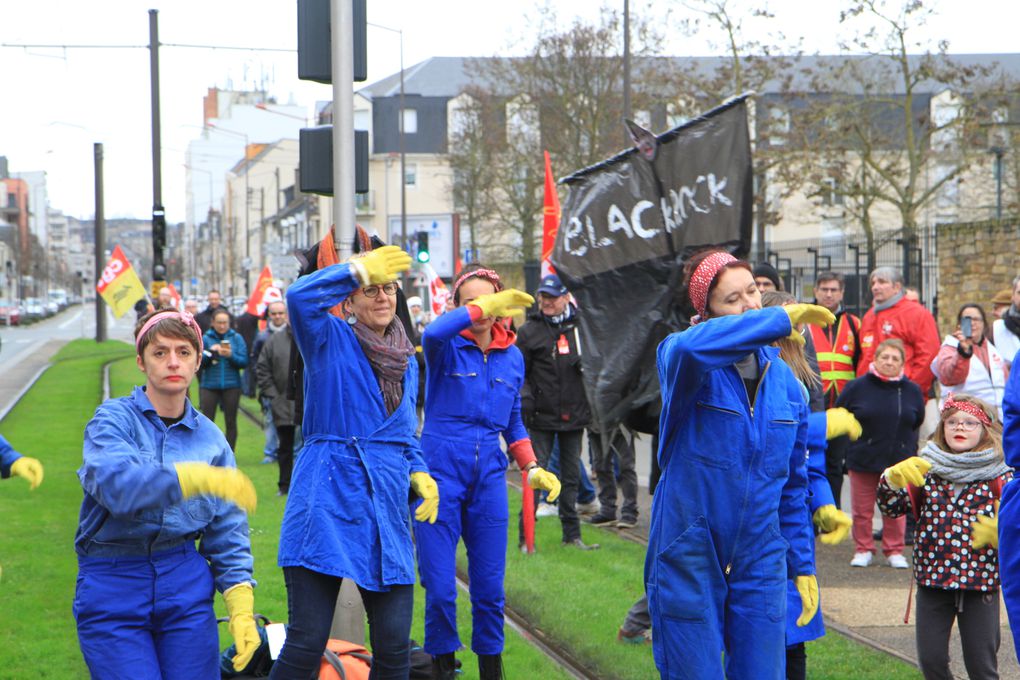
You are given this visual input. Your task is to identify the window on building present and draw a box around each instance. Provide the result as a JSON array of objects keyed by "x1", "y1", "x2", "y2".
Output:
[
  {"x1": 821, "y1": 177, "x2": 844, "y2": 206},
  {"x1": 768, "y1": 106, "x2": 790, "y2": 146},
  {"x1": 401, "y1": 108, "x2": 418, "y2": 134},
  {"x1": 404, "y1": 163, "x2": 417, "y2": 187}
]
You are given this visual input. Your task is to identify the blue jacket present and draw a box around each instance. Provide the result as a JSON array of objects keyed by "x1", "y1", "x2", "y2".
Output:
[
  {"x1": 279, "y1": 263, "x2": 427, "y2": 591},
  {"x1": 996, "y1": 361, "x2": 1020, "y2": 652},
  {"x1": 786, "y1": 411, "x2": 834, "y2": 645},
  {"x1": 421, "y1": 306, "x2": 529, "y2": 450},
  {"x1": 200, "y1": 327, "x2": 248, "y2": 390},
  {"x1": 75, "y1": 386, "x2": 254, "y2": 593},
  {"x1": 0, "y1": 433, "x2": 22, "y2": 478}
]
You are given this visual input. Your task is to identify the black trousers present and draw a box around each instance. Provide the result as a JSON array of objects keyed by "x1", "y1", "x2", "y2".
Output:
[
  {"x1": 521, "y1": 429, "x2": 584, "y2": 542},
  {"x1": 915, "y1": 585, "x2": 1000, "y2": 680},
  {"x1": 785, "y1": 642, "x2": 806, "y2": 680},
  {"x1": 588, "y1": 428, "x2": 638, "y2": 521},
  {"x1": 275, "y1": 424, "x2": 295, "y2": 493},
  {"x1": 199, "y1": 387, "x2": 241, "y2": 451}
]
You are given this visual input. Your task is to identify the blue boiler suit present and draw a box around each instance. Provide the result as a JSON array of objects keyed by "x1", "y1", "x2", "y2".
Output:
[
  {"x1": 647, "y1": 307, "x2": 814, "y2": 680},
  {"x1": 997, "y1": 357, "x2": 1020, "y2": 661},
  {"x1": 74, "y1": 386, "x2": 254, "y2": 680},
  {"x1": 785, "y1": 412, "x2": 831, "y2": 646},
  {"x1": 415, "y1": 306, "x2": 531, "y2": 656},
  {"x1": 0, "y1": 433, "x2": 24, "y2": 478},
  {"x1": 279, "y1": 263, "x2": 427, "y2": 590}
]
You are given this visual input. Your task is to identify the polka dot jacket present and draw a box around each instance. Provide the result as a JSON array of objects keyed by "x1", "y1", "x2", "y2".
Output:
[{"x1": 877, "y1": 472, "x2": 1012, "y2": 591}]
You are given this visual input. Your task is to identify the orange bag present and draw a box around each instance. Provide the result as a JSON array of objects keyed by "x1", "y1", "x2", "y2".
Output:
[{"x1": 318, "y1": 639, "x2": 372, "y2": 680}]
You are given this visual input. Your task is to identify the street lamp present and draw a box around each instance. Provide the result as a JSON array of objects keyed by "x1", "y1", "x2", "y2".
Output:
[{"x1": 368, "y1": 22, "x2": 407, "y2": 274}]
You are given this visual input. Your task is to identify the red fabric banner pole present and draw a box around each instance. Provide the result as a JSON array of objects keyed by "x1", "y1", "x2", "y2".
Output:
[{"x1": 522, "y1": 470, "x2": 536, "y2": 554}]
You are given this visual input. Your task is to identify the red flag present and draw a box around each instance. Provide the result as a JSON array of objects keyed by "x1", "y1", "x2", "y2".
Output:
[
  {"x1": 422, "y1": 262, "x2": 450, "y2": 316},
  {"x1": 246, "y1": 266, "x2": 281, "y2": 317},
  {"x1": 541, "y1": 150, "x2": 560, "y2": 278},
  {"x1": 165, "y1": 283, "x2": 182, "y2": 310}
]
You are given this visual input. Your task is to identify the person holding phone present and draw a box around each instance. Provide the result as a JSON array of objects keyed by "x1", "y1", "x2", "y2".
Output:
[
  {"x1": 201, "y1": 309, "x2": 248, "y2": 451},
  {"x1": 932, "y1": 303, "x2": 1007, "y2": 419}
]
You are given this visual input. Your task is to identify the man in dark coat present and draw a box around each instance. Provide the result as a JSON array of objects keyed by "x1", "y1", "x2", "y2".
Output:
[
  {"x1": 256, "y1": 302, "x2": 299, "y2": 495},
  {"x1": 517, "y1": 273, "x2": 597, "y2": 550},
  {"x1": 196, "y1": 290, "x2": 229, "y2": 334}
]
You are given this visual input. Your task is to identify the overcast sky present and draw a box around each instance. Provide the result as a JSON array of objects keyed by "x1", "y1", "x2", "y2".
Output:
[{"x1": 2, "y1": 0, "x2": 1019, "y2": 223}]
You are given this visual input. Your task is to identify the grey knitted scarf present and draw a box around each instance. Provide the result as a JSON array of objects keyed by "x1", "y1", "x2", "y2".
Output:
[{"x1": 920, "y1": 441, "x2": 1011, "y2": 483}]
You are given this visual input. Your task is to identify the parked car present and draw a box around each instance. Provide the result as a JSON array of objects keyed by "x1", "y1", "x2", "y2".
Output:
[
  {"x1": 44, "y1": 300, "x2": 59, "y2": 316},
  {"x1": 22, "y1": 298, "x2": 46, "y2": 321},
  {"x1": 0, "y1": 299, "x2": 21, "y2": 326}
]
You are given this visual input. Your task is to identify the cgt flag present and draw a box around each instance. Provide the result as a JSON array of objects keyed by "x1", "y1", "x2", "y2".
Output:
[
  {"x1": 541, "y1": 150, "x2": 561, "y2": 278},
  {"x1": 551, "y1": 96, "x2": 753, "y2": 434},
  {"x1": 422, "y1": 262, "x2": 450, "y2": 316},
  {"x1": 246, "y1": 266, "x2": 282, "y2": 317},
  {"x1": 96, "y1": 246, "x2": 148, "y2": 318}
]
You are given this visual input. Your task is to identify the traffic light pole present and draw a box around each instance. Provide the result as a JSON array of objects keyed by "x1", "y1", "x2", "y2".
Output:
[
  {"x1": 331, "y1": 0, "x2": 356, "y2": 264},
  {"x1": 149, "y1": 9, "x2": 167, "y2": 292}
]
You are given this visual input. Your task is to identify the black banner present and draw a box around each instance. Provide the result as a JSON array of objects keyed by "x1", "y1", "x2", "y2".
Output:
[{"x1": 550, "y1": 96, "x2": 753, "y2": 433}]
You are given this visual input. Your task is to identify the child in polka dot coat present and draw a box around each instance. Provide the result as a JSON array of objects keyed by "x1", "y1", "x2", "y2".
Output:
[{"x1": 877, "y1": 393, "x2": 1011, "y2": 680}]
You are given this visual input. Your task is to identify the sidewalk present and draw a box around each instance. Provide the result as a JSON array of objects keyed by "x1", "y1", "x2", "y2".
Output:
[
  {"x1": 0, "y1": 339, "x2": 66, "y2": 420},
  {"x1": 585, "y1": 469, "x2": 1019, "y2": 678}
]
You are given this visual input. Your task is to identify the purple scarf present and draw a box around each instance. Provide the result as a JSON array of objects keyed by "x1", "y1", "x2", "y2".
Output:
[{"x1": 351, "y1": 316, "x2": 415, "y2": 415}]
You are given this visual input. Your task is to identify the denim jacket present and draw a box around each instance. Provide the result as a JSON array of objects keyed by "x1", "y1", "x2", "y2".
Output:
[{"x1": 75, "y1": 386, "x2": 254, "y2": 593}]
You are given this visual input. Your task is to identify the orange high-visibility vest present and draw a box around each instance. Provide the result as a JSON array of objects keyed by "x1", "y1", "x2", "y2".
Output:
[{"x1": 809, "y1": 312, "x2": 860, "y2": 400}]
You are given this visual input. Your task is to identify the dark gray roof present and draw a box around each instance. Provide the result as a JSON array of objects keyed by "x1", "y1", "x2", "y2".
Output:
[{"x1": 356, "y1": 53, "x2": 1020, "y2": 100}]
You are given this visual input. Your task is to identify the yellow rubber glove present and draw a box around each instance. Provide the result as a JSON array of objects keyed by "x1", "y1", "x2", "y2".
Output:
[
  {"x1": 825, "y1": 408, "x2": 862, "y2": 441},
  {"x1": 410, "y1": 472, "x2": 439, "y2": 524},
  {"x1": 469, "y1": 289, "x2": 535, "y2": 319},
  {"x1": 884, "y1": 456, "x2": 932, "y2": 491},
  {"x1": 795, "y1": 575, "x2": 819, "y2": 627},
  {"x1": 785, "y1": 303, "x2": 836, "y2": 329},
  {"x1": 972, "y1": 500, "x2": 1000, "y2": 550},
  {"x1": 813, "y1": 504, "x2": 852, "y2": 545},
  {"x1": 354, "y1": 245, "x2": 413, "y2": 285},
  {"x1": 10, "y1": 456, "x2": 43, "y2": 489},
  {"x1": 527, "y1": 467, "x2": 561, "y2": 503},
  {"x1": 224, "y1": 583, "x2": 261, "y2": 672},
  {"x1": 175, "y1": 463, "x2": 257, "y2": 513}
]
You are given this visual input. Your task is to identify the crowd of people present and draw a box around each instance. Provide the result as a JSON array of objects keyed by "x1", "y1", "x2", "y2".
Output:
[{"x1": 8, "y1": 241, "x2": 1020, "y2": 679}]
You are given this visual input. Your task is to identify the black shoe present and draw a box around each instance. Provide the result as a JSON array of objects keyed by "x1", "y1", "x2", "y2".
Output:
[
  {"x1": 478, "y1": 653, "x2": 504, "y2": 680},
  {"x1": 586, "y1": 512, "x2": 618, "y2": 526},
  {"x1": 432, "y1": 652, "x2": 457, "y2": 680},
  {"x1": 616, "y1": 516, "x2": 638, "y2": 529},
  {"x1": 563, "y1": 537, "x2": 600, "y2": 550}
]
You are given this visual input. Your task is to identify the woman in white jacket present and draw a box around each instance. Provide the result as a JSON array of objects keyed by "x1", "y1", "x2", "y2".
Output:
[{"x1": 933, "y1": 303, "x2": 1007, "y2": 418}]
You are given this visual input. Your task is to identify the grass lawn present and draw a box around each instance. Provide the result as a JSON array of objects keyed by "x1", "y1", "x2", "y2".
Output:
[{"x1": 0, "y1": 340, "x2": 922, "y2": 678}]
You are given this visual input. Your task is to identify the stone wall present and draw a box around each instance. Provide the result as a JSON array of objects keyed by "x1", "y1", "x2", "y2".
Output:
[{"x1": 937, "y1": 219, "x2": 1019, "y2": 334}]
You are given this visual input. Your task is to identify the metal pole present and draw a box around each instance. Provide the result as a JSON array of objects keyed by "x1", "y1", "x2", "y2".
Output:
[
  {"x1": 149, "y1": 9, "x2": 165, "y2": 286},
  {"x1": 329, "y1": 0, "x2": 363, "y2": 643},
  {"x1": 623, "y1": 0, "x2": 631, "y2": 127},
  {"x1": 331, "y1": 0, "x2": 355, "y2": 263},
  {"x1": 399, "y1": 31, "x2": 407, "y2": 278},
  {"x1": 94, "y1": 143, "x2": 107, "y2": 343},
  {"x1": 996, "y1": 150, "x2": 1004, "y2": 220}
]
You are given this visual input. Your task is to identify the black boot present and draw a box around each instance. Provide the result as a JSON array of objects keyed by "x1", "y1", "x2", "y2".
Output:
[
  {"x1": 478, "y1": 653, "x2": 504, "y2": 680},
  {"x1": 432, "y1": 652, "x2": 457, "y2": 680}
]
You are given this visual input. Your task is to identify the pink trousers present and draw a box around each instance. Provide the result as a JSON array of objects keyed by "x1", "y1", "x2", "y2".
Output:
[{"x1": 848, "y1": 469, "x2": 905, "y2": 556}]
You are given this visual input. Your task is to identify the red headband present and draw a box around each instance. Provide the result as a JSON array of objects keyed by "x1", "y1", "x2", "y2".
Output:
[
  {"x1": 135, "y1": 311, "x2": 204, "y2": 356},
  {"x1": 942, "y1": 393, "x2": 992, "y2": 426},
  {"x1": 453, "y1": 268, "x2": 503, "y2": 299},
  {"x1": 688, "y1": 251, "x2": 738, "y2": 320}
]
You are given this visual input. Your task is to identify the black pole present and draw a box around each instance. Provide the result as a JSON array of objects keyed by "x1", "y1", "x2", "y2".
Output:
[
  {"x1": 996, "y1": 150, "x2": 1004, "y2": 221},
  {"x1": 149, "y1": 9, "x2": 166, "y2": 290},
  {"x1": 94, "y1": 143, "x2": 107, "y2": 343},
  {"x1": 623, "y1": 0, "x2": 631, "y2": 135}
]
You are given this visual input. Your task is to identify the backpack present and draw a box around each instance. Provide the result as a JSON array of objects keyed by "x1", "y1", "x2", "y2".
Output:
[
  {"x1": 319, "y1": 639, "x2": 372, "y2": 680},
  {"x1": 219, "y1": 614, "x2": 273, "y2": 678}
]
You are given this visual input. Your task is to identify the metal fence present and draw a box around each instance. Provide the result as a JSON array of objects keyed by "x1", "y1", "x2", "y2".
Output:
[{"x1": 766, "y1": 225, "x2": 939, "y2": 319}]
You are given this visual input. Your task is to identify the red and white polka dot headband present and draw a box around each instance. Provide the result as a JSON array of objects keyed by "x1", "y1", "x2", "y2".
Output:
[
  {"x1": 135, "y1": 311, "x2": 204, "y2": 356},
  {"x1": 942, "y1": 393, "x2": 991, "y2": 426},
  {"x1": 688, "y1": 251, "x2": 738, "y2": 320}
]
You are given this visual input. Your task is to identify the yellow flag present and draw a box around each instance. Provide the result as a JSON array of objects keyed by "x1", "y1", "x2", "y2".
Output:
[{"x1": 96, "y1": 246, "x2": 148, "y2": 318}]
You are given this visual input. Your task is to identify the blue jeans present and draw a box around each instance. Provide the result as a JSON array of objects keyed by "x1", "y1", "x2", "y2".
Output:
[
  {"x1": 545, "y1": 437, "x2": 596, "y2": 504},
  {"x1": 74, "y1": 544, "x2": 218, "y2": 679},
  {"x1": 269, "y1": 567, "x2": 413, "y2": 680},
  {"x1": 262, "y1": 397, "x2": 278, "y2": 459}
]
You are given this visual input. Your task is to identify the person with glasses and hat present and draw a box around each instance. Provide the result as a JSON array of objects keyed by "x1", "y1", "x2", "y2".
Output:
[
  {"x1": 416, "y1": 263, "x2": 560, "y2": 680},
  {"x1": 270, "y1": 245, "x2": 440, "y2": 680},
  {"x1": 647, "y1": 248, "x2": 832, "y2": 680}
]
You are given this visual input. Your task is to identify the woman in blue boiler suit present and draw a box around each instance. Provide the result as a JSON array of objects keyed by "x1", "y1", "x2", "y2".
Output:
[
  {"x1": 416, "y1": 265, "x2": 561, "y2": 680},
  {"x1": 647, "y1": 249, "x2": 834, "y2": 679}
]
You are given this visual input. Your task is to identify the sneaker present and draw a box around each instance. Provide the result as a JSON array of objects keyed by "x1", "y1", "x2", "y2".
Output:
[
  {"x1": 535, "y1": 502, "x2": 558, "y2": 518},
  {"x1": 888, "y1": 554, "x2": 910, "y2": 569},
  {"x1": 850, "y1": 551, "x2": 873, "y2": 567},
  {"x1": 616, "y1": 516, "x2": 638, "y2": 529},
  {"x1": 586, "y1": 512, "x2": 618, "y2": 527},
  {"x1": 617, "y1": 627, "x2": 652, "y2": 645},
  {"x1": 562, "y1": 538, "x2": 600, "y2": 550},
  {"x1": 261, "y1": 455, "x2": 278, "y2": 465},
  {"x1": 576, "y1": 499, "x2": 601, "y2": 515}
]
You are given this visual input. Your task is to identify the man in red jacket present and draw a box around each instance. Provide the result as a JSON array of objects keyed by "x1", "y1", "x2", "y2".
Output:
[{"x1": 857, "y1": 266, "x2": 940, "y2": 396}]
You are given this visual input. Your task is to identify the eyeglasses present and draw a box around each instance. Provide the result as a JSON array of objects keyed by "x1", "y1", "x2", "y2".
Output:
[
  {"x1": 945, "y1": 418, "x2": 983, "y2": 432},
  {"x1": 362, "y1": 282, "x2": 399, "y2": 298}
]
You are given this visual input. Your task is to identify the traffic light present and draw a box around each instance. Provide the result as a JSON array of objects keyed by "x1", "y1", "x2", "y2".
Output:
[
  {"x1": 416, "y1": 232, "x2": 430, "y2": 263},
  {"x1": 297, "y1": 0, "x2": 368, "y2": 197}
]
